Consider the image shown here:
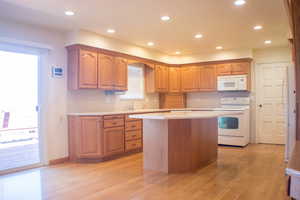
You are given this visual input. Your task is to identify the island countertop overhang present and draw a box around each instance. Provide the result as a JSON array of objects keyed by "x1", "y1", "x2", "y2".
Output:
[{"x1": 129, "y1": 111, "x2": 243, "y2": 120}]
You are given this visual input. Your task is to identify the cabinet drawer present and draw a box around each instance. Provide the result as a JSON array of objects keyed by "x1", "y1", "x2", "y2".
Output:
[
  {"x1": 125, "y1": 130, "x2": 142, "y2": 141},
  {"x1": 125, "y1": 120, "x2": 142, "y2": 131},
  {"x1": 104, "y1": 119, "x2": 124, "y2": 128},
  {"x1": 104, "y1": 115, "x2": 124, "y2": 120},
  {"x1": 125, "y1": 140, "x2": 142, "y2": 151},
  {"x1": 104, "y1": 127, "x2": 125, "y2": 156}
]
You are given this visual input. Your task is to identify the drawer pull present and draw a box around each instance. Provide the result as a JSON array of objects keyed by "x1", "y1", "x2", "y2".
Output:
[
  {"x1": 112, "y1": 122, "x2": 117, "y2": 125},
  {"x1": 131, "y1": 125, "x2": 136, "y2": 128}
]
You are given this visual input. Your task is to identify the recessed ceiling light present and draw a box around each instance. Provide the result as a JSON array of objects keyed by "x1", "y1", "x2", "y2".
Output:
[
  {"x1": 107, "y1": 29, "x2": 115, "y2": 33},
  {"x1": 147, "y1": 42, "x2": 154, "y2": 46},
  {"x1": 161, "y1": 16, "x2": 171, "y2": 21},
  {"x1": 254, "y1": 25, "x2": 263, "y2": 30},
  {"x1": 194, "y1": 34, "x2": 203, "y2": 39},
  {"x1": 175, "y1": 51, "x2": 181, "y2": 55},
  {"x1": 264, "y1": 40, "x2": 272, "y2": 44},
  {"x1": 65, "y1": 10, "x2": 75, "y2": 16},
  {"x1": 216, "y1": 46, "x2": 223, "y2": 50},
  {"x1": 234, "y1": 0, "x2": 246, "y2": 6}
]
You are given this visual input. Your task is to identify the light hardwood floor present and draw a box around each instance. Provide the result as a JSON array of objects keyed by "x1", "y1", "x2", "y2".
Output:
[{"x1": 0, "y1": 144, "x2": 289, "y2": 200}]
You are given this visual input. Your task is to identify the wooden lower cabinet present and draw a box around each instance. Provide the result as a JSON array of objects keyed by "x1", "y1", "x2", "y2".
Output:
[
  {"x1": 68, "y1": 116, "x2": 103, "y2": 160},
  {"x1": 126, "y1": 140, "x2": 142, "y2": 151},
  {"x1": 125, "y1": 116, "x2": 143, "y2": 152},
  {"x1": 103, "y1": 127, "x2": 125, "y2": 156},
  {"x1": 68, "y1": 114, "x2": 142, "y2": 162}
]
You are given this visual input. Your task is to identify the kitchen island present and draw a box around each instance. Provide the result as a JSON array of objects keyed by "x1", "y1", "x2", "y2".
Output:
[{"x1": 130, "y1": 111, "x2": 242, "y2": 173}]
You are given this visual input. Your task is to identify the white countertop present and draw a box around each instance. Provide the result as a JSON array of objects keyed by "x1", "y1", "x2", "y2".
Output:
[
  {"x1": 129, "y1": 111, "x2": 243, "y2": 120},
  {"x1": 67, "y1": 108, "x2": 216, "y2": 116}
]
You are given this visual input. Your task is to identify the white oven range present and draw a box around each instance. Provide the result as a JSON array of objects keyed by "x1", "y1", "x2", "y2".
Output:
[{"x1": 214, "y1": 97, "x2": 250, "y2": 147}]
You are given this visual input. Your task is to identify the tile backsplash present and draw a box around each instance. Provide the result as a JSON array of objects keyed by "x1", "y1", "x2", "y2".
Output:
[
  {"x1": 67, "y1": 90, "x2": 159, "y2": 113},
  {"x1": 187, "y1": 92, "x2": 250, "y2": 108}
]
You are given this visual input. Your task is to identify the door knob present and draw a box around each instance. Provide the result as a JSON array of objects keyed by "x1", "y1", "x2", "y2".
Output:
[{"x1": 258, "y1": 104, "x2": 262, "y2": 108}]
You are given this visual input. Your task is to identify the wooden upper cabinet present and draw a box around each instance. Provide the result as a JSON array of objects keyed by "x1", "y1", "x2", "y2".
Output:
[
  {"x1": 103, "y1": 127, "x2": 125, "y2": 156},
  {"x1": 159, "y1": 93, "x2": 186, "y2": 109},
  {"x1": 216, "y1": 63, "x2": 232, "y2": 76},
  {"x1": 181, "y1": 67, "x2": 193, "y2": 92},
  {"x1": 114, "y1": 57, "x2": 128, "y2": 91},
  {"x1": 231, "y1": 62, "x2": 250, "y2": 75},
  {"x1": 78, "y1": 117, "x2": 103, "y2": 158},
  {"x1": 198, "y1": 65, "x2": 217, "y2": 91},
  {"x1": 98, "y1": 53, "x2": 114, "y2": 90},
  {"x1": 145, "y1": 64, "x2": 169, "y2": 93},
  {"x1": 216, "y1": 62, "x2": 250, "y2": 76},
  {"x1": 67, "y1": 45, "x2": 128, "y2": 91},
  {"x1": 168, "y1": 67, "x2": 181, "y2": 93},
  {"x1": 78, "y1": 49, "x2": 98, "y2": 89},
  {"x1": 181, "y1": 67, "x2": 198, "y2": 92},
  {"x1": 155, "y1": 65, "x2": 169, "y2": 92}
]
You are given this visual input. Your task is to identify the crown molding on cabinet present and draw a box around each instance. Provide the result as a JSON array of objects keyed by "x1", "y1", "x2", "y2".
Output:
[{"x1": 66, "y1": 44, "x2": 253, "y2": 67}]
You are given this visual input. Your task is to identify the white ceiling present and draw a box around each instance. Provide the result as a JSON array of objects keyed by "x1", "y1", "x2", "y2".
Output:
[{"x1": 0, "y1": 0, "x2": 289, "y2": 55}]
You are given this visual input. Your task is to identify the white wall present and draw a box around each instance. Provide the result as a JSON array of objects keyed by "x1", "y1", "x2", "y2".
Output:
[
  {"x1": 66, "y1": 30, "x2": 174, "y2": 63},
  {"x1": 174, "y1": 49, "x2": 253, "y2": 64},
  {"x1": 66, "y1": 30, "x2": 254, "y2": 64},
  {"x1": 67, "y1": 90, "x2": 159, "y2": 113}
]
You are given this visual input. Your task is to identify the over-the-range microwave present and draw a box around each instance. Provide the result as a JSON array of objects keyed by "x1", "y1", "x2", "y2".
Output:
[{"x1": 217, "y1": 75, "x2": 247, "y2": 91}]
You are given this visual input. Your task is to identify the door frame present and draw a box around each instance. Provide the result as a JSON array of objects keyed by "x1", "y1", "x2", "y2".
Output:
[
  {"x1": 254, "y1": 61, "x2": 295, "y2": 157},
  {"x1": 0, "y1": 43, "x2": 47, "y2": 173}
]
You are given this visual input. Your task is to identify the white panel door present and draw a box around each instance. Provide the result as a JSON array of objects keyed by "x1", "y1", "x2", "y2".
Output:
[{"x1": 257, "y1": 63, "x2": 288, "y2": 144}]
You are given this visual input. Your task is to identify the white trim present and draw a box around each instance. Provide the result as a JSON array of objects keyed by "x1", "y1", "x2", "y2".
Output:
[
  {"x1": 286, "y1": 63, "x2": 296, "y2": 161},
  {"x1": 0, "y1": 163, "x2": 45, "y2": 176},
  {"x1": 0, "y1": 47, "x2": 47, "y2": 173},
  {"x1": 0, "y1": 37, "x2": 53, "y2": 51},
  {"x1": 37, "y1": 53, "x2": 49, "y2": 165}
]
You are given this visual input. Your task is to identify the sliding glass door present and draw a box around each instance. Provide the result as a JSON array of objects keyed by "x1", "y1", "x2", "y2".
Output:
[{"x1": 0, "y1": 49, "x2": 41, "y2": 172}]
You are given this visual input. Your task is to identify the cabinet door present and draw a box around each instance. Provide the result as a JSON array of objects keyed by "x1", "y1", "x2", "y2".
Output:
[
  {"x1": 155, "y1": 65, "x2": 168, "y2": 92},
  {"x1": 216, "y1": 63, "x2": 232, "y2": 76},
  {"x1": 181, "y1": 67, "x2": 195, "y2": 92},
  {"x1": 79, "y1": 49, "x2": 98, "y2": 88},
  {"x1": 78, "y1": 117, "x2": 103, "y2": 158},
  {"x1": 104, "y1": 127, "x2": 125, "y2": 156},
  {"x1": 159, "y1": 93, "x2": 186, "y2": 109},
  {"x1": 192, "y1": 67, "x2": 200, "y2": 90},
  {"x1": 198, "y1": 65, "x2": 217, "y2": 91},
  {"x1": 231, "y1": 62, "x2": 250, "y2": 75},
  {"x1": 168, "y1": 67, "x2": 181, "y2": 93},
  {"x1": 114, "y1": 57, "x2": 128, "y2": 91},
  {"x1": 98, "y1": 54, "x2": 114, "y2": 90},
  {"x1": 161, "y1": 66, "x2": 169, "y2": 92}
]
